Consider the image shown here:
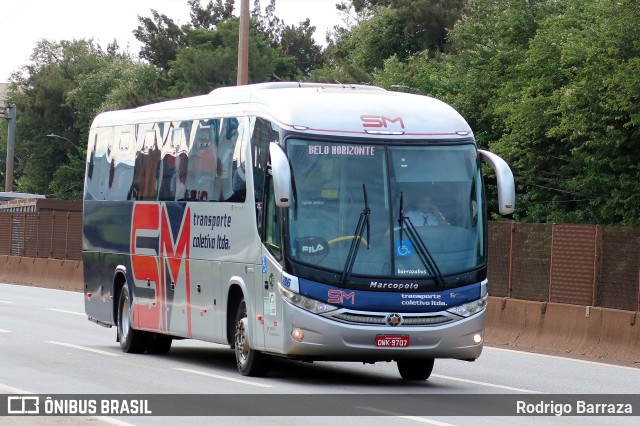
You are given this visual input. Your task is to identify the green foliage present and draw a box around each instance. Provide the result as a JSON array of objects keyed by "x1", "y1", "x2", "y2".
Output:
[
  {"x1": 333, "y1": 0, "x2": 465, "y2": 62},
  {"x1": 134, "y1": 9, "x2": 187, "y2": 72},
  {"x1": 336, "y1": 7, "x2": 422, "y2": 73},
  {"x1": 5, "y1": 40, "x2": 105, "y2": 196},
  {"x1": 188, "y1": 0, "x2": 235, "y2": 30},
  {"x1": 4, "y1": 39, "x2": 164, "y2": 199},
  {"x1": 3, "y1": 0, "x2": 638, "y2": 226},
  {"x1": 167, "y1": 20, "x2": 299, "y2": 97},
  {"x1": 251, "y1": 1, "x2": 325, "y2": 77},
  {"x1": 374, "y1": 0, "x2": 639, "y2": 224},
  {"x1": 489, "y1": 0, "x2": 640, "y2": 224},
  {"x1": 49, "y1": 152, "x2": 85, "y2": 200},
  {"x1": 279, "y1": 19, "x2": 325, "y2": 77},
  {"x1": 307, "y1": 63, "x2": 372, "y2": 85}
]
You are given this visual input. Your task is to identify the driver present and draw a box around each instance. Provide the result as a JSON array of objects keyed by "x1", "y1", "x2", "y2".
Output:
[{"x1": 406, "y1": 194, "x2": 448, "y2": 226}]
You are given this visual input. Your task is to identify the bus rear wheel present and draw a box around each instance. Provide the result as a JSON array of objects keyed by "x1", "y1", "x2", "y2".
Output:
[
  {"x1": 396, "y1": 358, "x2": 435, "y2": 380},
  {"x1": 234, "y1": 299, "x2": 270, "y2": 376},
  {"x1": 117, "y1": 281, "x2": 148, "y2": 354}
]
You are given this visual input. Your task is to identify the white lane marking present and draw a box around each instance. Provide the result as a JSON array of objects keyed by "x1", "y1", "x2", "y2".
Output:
[
  {"x1": 0, "y1": 383, "x2": 29, "y2": 393},
  {"x1": 94, "y1": 417, "x2": 139, "y2": 426},
  {"x1": 46, "y1": 308, "x2": 85, "y2": 316},
  {"x1": 175, "y1": 367, "x2": 274, "y2": 388},
  {"x1": 0, "y1": 300, "x2": 14, "y2": 304},
  {"x1": 431, "y1": 374, "x2": 541, "y2": 394},
  {"x1": 357, "y1": 406, "x2": 458, "y2": 425},
  {"x1": 46, "y1": 341, "x2": 121, "y2": 357},
  {"x1": 486, "y1": 346, "x2": 640, "y2": 372},
  {"x1": 0, "y1": 283, "x2": 79, "y2": 295},
  {"x1": 0, "y1": 328, "x2": 10, "y2": 333}
]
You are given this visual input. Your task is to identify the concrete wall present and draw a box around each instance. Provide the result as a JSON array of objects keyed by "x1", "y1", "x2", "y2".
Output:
[
  {"x1": 0, "y1": 255, "x2": 83, "y2": 291},
  {"x1": 485, "y1": 297, "x2": 640, "y2": 366},
  {"x1": 1, "y1": 255, "x2": 638, "y2": 367}
]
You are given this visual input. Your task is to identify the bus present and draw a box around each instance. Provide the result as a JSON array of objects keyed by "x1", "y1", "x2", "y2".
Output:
[{"x1": 83, "y1": 82, "x2": 515, "y2": 380}]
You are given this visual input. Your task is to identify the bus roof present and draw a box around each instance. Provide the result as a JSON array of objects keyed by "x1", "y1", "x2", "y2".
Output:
[{"x1": 90, "y1": 82, "x2": 472, "y2": 139}]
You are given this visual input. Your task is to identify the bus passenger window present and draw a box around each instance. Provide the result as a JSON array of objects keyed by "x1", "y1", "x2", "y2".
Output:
[
  {"x1": 130, "y1": 128, "x2": 161, "y2": 200},
  {"x1": 185, "y1": 119, "x2": 218, "y2": 201},
  {"x1": 158, "y1": 126, "x2": 188, "y2": 202},
  {"x1": 109, "y1": 129, "x2": 134, "y2": 202},
  {"x1": 215, "y1": 117, "x2": 245, "y2": 201}
]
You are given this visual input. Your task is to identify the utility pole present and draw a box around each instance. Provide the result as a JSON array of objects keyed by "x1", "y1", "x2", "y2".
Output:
[
  {"x1": 237, "y1": 0, "x2": 249, "y2": 86},
  {"x1": 1, "y1": 104, "x2": 16, "y2": 192}
]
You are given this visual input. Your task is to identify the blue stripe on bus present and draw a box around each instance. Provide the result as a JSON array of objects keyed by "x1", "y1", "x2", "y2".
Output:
[{"x1": 298, "y1": 278, "x2": 481, "y2": 313}]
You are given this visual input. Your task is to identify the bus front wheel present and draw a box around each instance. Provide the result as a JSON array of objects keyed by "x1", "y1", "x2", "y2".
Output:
[
  {"x1": 396, "y1": 358, "x2": 435, "y2": 380},
  {"x1": 234, "y1": 299, "x2": 270, "y2": 376},
  {"x1": 117, "y1": 281, "x2": 148, "y2": 354}
]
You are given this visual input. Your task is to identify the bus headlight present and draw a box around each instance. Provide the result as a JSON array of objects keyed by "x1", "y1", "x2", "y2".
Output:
[
  {"x1": 278, "y1": 284, "x2": 337, "y2": 314},
  {"x1": 446, "y1": 295, "x2": 488, "y2": 317}
]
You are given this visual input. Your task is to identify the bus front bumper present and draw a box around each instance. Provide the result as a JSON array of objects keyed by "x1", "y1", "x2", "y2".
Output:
[{"x1": 276, "y1": 304, "x2": 485, "y2": 361}]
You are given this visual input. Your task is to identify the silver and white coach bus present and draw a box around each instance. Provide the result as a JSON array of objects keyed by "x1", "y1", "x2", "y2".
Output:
[{"x1": 83, "y1": 82, "x2": 515, "y2": 380}]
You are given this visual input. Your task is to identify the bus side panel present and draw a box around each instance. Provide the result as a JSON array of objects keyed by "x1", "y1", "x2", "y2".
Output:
[
  {"x1": 83, "y1": 250, "x2": 112, "y2": 324},
  {"x1": 188, "y1": 259, "x2": 222, "y2": 342},
  {"x1": 83, "y1": 200, "x2": 134, "y2": 324}
]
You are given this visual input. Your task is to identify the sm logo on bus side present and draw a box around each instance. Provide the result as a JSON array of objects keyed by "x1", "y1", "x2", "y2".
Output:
[
  {"x1": 130, "y1": 203, "x2": 193, "y2": 336},
  {"x1": 328, "y1": 289, "x2": 355, "y2": 305}
]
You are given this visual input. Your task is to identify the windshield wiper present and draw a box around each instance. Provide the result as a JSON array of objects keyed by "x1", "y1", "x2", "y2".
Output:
[
  {"x1": 397, "y1": 191, "x2": 445, "y2": 286},
  {"x1": 340, "y1": 184, "x2": 370, "y2": 283}
]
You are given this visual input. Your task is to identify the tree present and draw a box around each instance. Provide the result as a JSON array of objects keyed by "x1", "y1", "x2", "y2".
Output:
[
  {"x1": 332, "y1": 0, "x2": 465, "y2": 57},
  {"x1": 189, "y1": 0, "x2": 235, "y2": 30},
  {"x1": 252, "y1": 0, "x2": 283, "y2": 44},
  {"x1": 4, "y1": 39, "x2": 165, "y2": 199},
  {"x1": 383, "y1": 0, "x2": 640, "y2": 224},
  {"x1": 280, "y1": 19, "x2": 324, "y2": 77},
  {"x1": 325, "y1": 1, "x2": 465, "y2": 82},
  {"x1": 251, "y1": 1, "x2": 325, "y2": 77},
  {"x1": 5, "y1": 39, "x2": 106, "y2": 195},
  {"x1": 491, "y1": 0, "x2": 640, "y2": 224},
  {"x1": 334, "y1": 7, "x2": 422, "y2": 73},
  {"x1": 134, "y1": 9, "x2": 187, "y2": 72},
  {"x1": 167, "y1": 20, "x2": 299, "y2": 97}
]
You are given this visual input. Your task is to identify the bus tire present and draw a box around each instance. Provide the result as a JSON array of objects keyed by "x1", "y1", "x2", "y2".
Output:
[
  {"x1": 396, "y1": 358, "x2": 435, "y2": 380},
  {"x1": 117, "y1": 281, "x2": 148, "y2": 354},
  {"x1": 234, "y1": 299, "x2": 270, "y2": 376}
]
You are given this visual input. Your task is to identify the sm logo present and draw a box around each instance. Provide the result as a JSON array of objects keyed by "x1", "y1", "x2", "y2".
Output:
[
  {"x1": 130, "y1": 203, "x2": 192, "y2": 336},
  {"x1": 328, "y1": 289, "x2": 355, "y2": 305},
  {"x1": 360, "y1": 115, "x2": 405, "y2": 130}
]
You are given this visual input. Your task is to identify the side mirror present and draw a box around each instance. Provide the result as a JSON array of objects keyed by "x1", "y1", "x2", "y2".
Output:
[
  {"x1": 479, "y1": 149, "x2": 515, "y2": 215},
  {"x1": 269, "y1": 142, "x2": 292, "y2": 208}
]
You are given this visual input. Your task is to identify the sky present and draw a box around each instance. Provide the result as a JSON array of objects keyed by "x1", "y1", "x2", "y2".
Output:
[{"x1": 0, "y1": 0, "x2": 344, "y2": 82}]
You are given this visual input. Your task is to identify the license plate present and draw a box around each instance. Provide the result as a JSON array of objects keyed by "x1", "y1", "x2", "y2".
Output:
[{"x1": 375, "y1": 335, "x2": 410, "y2": 347}]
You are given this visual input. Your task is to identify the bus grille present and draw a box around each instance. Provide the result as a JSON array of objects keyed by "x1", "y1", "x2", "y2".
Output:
[{"x1": 329, "y1": 312, "x2": 452, "y2": 326}]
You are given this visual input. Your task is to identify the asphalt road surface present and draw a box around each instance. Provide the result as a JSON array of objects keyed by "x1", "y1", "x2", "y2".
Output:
[{"x1": 1, "y1": 283, "x2": 638, "y2": 426}]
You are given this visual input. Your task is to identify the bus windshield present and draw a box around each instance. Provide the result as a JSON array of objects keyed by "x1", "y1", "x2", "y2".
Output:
[{"x1": 286, "y1": 139, "x2": 484, "y2": 280}]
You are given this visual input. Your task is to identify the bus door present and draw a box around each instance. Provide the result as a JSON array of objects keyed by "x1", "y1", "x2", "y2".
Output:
[{"x1": 260, "y1": 176, "x2": 285, "y2": 352}]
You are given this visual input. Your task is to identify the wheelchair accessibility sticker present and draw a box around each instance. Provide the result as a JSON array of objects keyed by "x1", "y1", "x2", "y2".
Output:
[{"x1": 395, "y1": 239, "x2": 413, "y2": 257}]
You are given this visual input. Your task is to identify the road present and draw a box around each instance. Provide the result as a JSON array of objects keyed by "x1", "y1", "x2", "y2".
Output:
[{"x1": 0, "y1": 283, "x2": 638, "y2": 425}]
